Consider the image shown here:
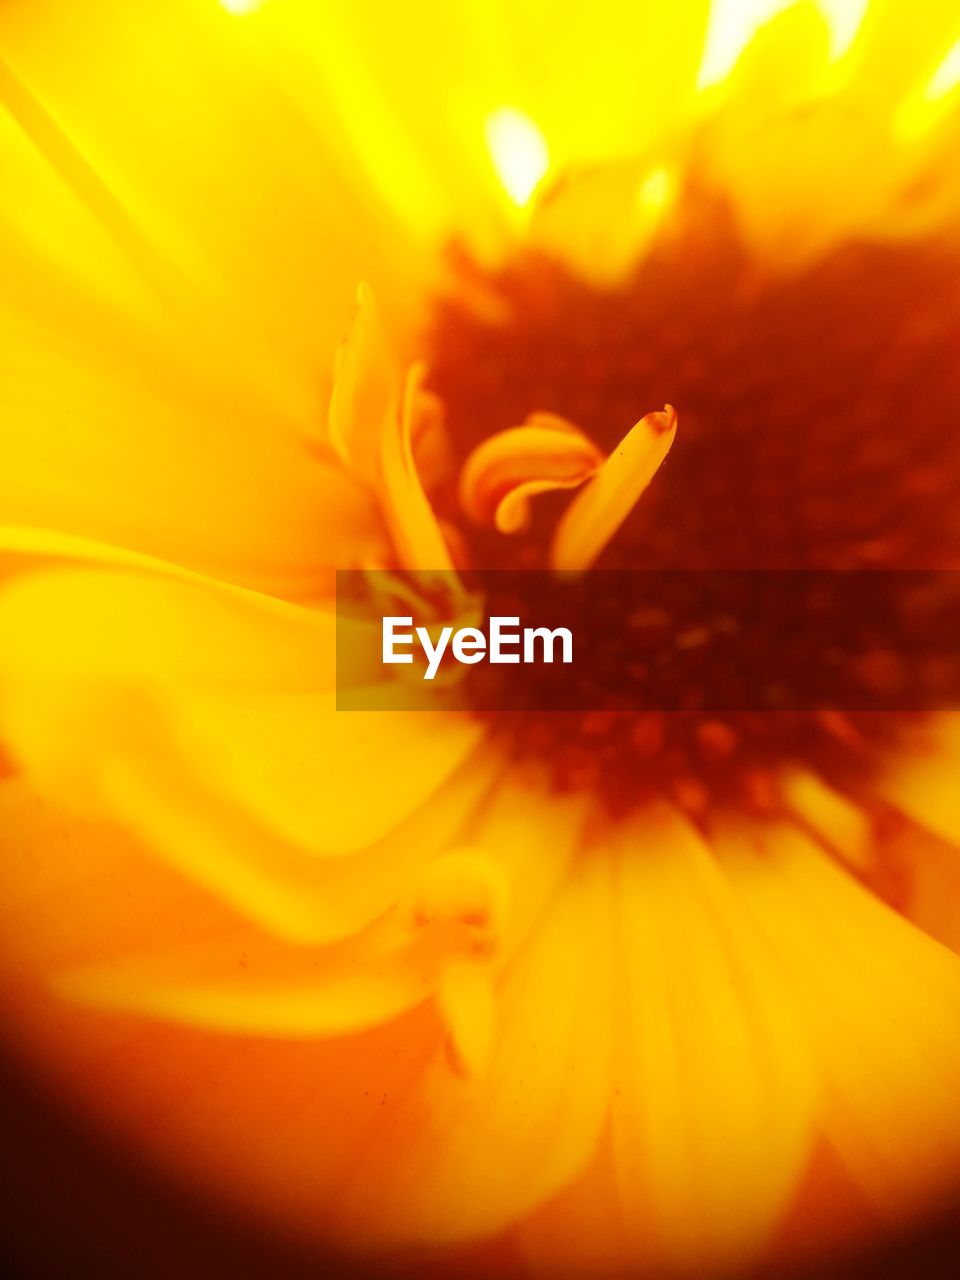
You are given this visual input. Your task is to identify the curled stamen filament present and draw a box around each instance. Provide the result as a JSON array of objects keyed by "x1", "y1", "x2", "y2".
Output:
[{"x1": 459, "y1": 413, "x2": 604, "y2": 533}]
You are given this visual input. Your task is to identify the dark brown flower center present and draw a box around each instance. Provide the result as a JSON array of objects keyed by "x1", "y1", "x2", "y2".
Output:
[{"x1": 426, "y1": 191, "x2": 960, "y2": 822}]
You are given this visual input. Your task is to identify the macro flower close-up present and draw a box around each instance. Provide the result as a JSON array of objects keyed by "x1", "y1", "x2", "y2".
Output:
[{"x1": 4, "y1": 0, "x2": 960, "y2": 1276}]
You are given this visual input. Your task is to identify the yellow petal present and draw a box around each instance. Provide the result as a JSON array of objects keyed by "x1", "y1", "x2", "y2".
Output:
[
  {"x1": 694, "y1": 1, "x2": 960, "y2": 264},
  {"x1": 0, "y1": 37, "x2": 390, "y2": 591},
  {"x1": 0, "y1": 0, "x2": 421, "y2": 417},
  {"x1": 492, "y1": 1, "x2": 709, "y2": 174},
  {"x1": 0, "y1": 564, "x2": 485, "y2": 933},
  {"x1": 610, "y1": 804, "x2": 817, "y2": 1273},
  {"x1": 722, "y1": 820, "x2": 960, "y2": 1222},
  {"x1": 397, "y1": 849, "x2": 509, "y2": 950},
  {"x1": 0, "y1": 76, "x2": 155, "y2": 316},
  {"x1": 54, "y1": 874, "x2": 506, "y2": 1039},
  {"x1": 44, "y1": 767, "x2": 509, "y2": 1043},
  {"x1": 251, "y1": 0, "x2": 711, "y2": 261},
  {"x1": 328, "y1": 282, "x2": 398, "y2": 478},
  {"x1": 0, "y1": 293, "x2": 380, "y2": 595},
  {"x1": 781, "y1": 766, "x2": 872, "y2": 873},
  {"x1": 459, "y1": 769, "x2": 593, "y2": 959},
  {"x1": 530, "y1": 159, "x2": 678, "y2": 287},
  {"x1": 379, "y1": 362, "x2": 457, "y2": 572},
  {"x1": 697, "y1": 0, "x2": 864, "y2": 94},
  {"x1": 326, "y1": 289, "x2": 455, "y2": 573},
  {"x1": 873, "y1": 714, "x2": 960, "y2": 847},
  {"x1": 852, "y1": 0, "x2": 960, "y2": 112},
  {"x1": 437, "y1": 958, "x2": 498, "y2": 1079},
  {"x1": 334, "y1": 851, "x2": 614, "y2": 1246},
  {"x1": 174, "y1": 686, "x2": 483, "y2": 854},
  {"x1": 0, "y1": 742, "x2": 502, "y2": 974}
]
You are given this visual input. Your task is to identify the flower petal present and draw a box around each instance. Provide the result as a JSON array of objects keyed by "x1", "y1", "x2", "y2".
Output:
[
  {"x1": 379, "y1": 362, "x2": 457, "y2": 572},
  {"x1": 55, "y1": 908, "x2": 472, "y2": 1040},
  {"x1": 696, "y1": 2, "x2": 960, "y2": 265},
  {"x1": 0, "y1": 37, "x2": 390, "y2": 593},
  {"x1": 0, "y1": 738, "x2": 501, "y2": 982},
  {"x1": 609, "y1": 804, "x2": 817, "y2": 1273},
  {"x1": 327, "y1": 282, "x2": 398, "y2": 479},
  {"x1": 0, "y1": 296, "x2": 382, "y2": 594},
  {"x1": 721, "y1": 820, "x2": 960, "y2": 1223},
  {"x1": 327, "y1": 287, "x2": 455, "y2": 573},
  {"x1": 0, "y1": 0, "x2": 423, "y2": 416},
  {"x1": 0, "y1": 563, "x2": 485, "y2": 936},
  {"x1": 873, "y1": 713, "x2": 960, "y2": 848},
  {"x1": 333, "y1": 850, "x2": 614, "y2": 1246}
]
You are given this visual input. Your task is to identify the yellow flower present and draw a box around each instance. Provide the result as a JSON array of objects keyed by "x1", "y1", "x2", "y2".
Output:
[{"x1": 3, "y1": 0, "x2": 960, "y2": 1275}]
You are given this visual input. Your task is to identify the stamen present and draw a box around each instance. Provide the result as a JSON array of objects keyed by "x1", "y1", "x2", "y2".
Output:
[
  {"x1": 550, "y1": 405, "x2": 677, "y2": 571},
  {"x1": 459, "y1": 413, "x2": 603, "y2": 534}
]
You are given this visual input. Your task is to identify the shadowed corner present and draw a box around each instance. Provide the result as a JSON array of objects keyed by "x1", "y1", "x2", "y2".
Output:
[
  {"x1": 2, "y1": 1037, "x2": 960, "y2": 1280},
  {"x1": 0, "y1": 1040, "x2": 519, "y2": 1280},
  {"x1": 0, "y1": 1041, "x2": 356, "y2": 1280}
]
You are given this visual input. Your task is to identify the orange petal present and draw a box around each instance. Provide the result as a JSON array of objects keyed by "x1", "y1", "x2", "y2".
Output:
[{"x1": 53, "y1": 854, "x2": 510, "y2": 1040}]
